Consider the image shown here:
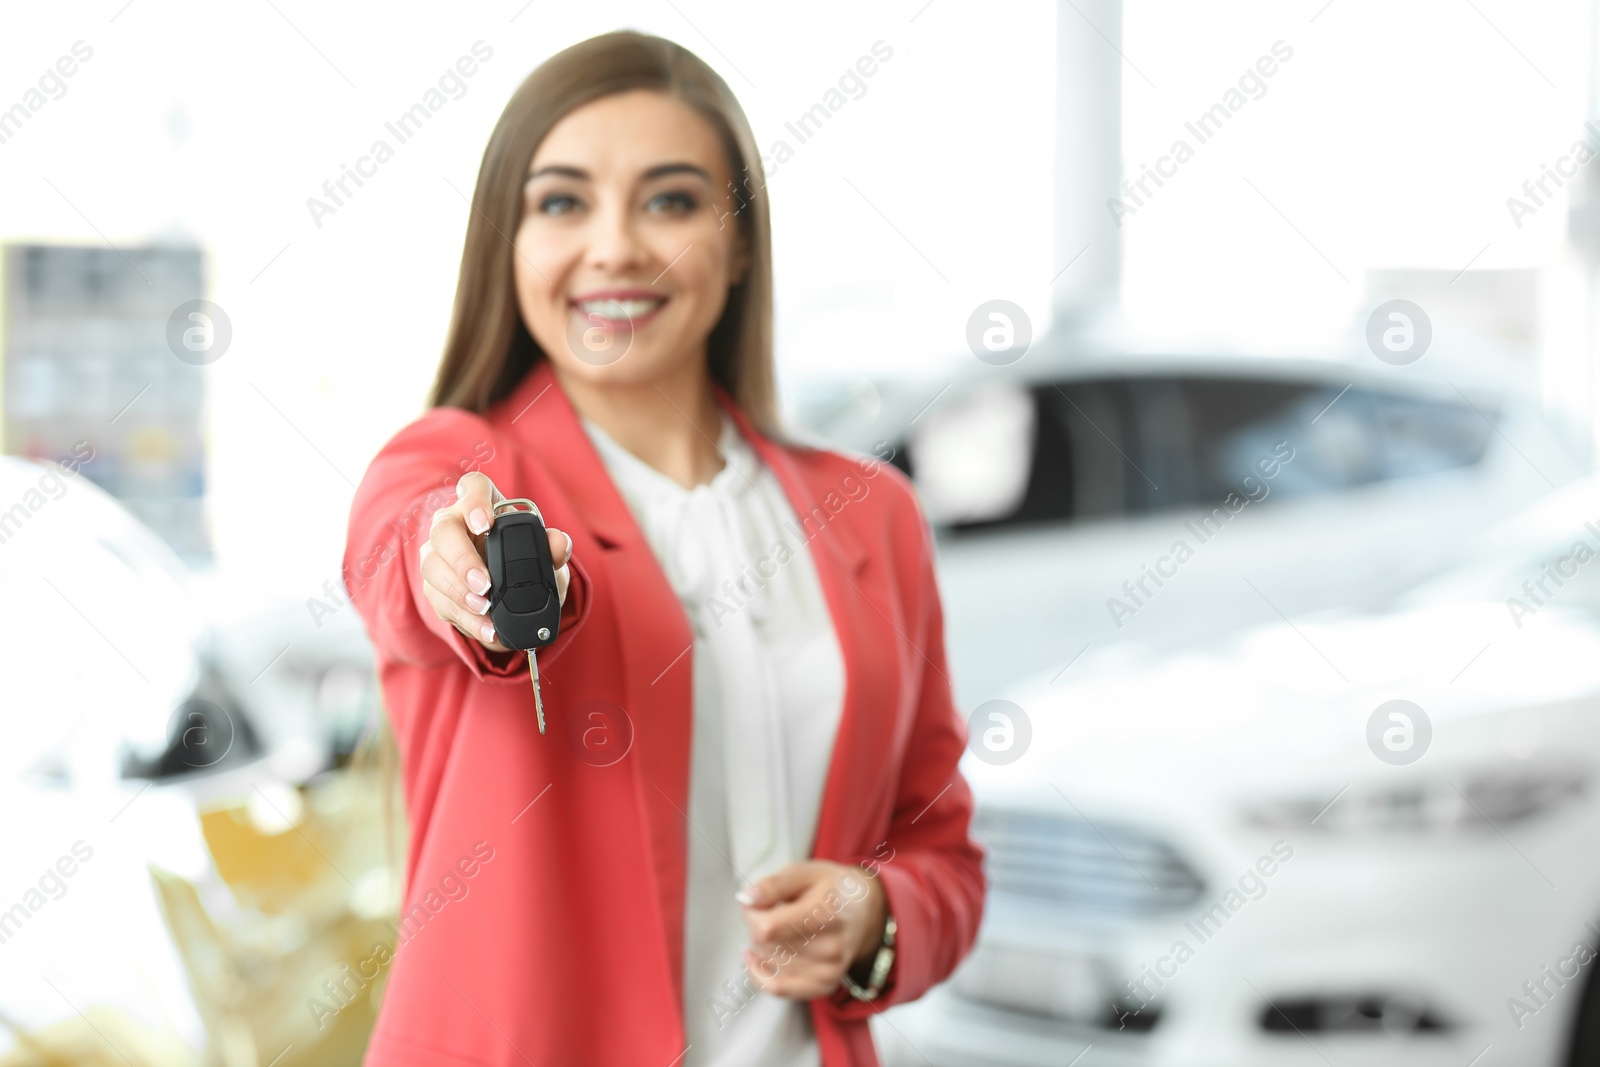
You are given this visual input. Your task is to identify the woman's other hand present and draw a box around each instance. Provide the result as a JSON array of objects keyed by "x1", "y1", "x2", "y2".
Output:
[
  {"x1": 735, "y1": 860, "x2": 890, "y2": 1001},
  {"x1": 420, "y1": 471, "x2": 572, "y2": 651}
]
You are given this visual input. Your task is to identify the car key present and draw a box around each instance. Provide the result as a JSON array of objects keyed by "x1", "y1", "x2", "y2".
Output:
[{"x1": 485, "y1": 498, "x2": 562, "y2": 734}]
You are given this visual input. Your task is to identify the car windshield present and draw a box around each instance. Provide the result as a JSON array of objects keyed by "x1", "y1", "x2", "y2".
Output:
[{"x1": 900, "y1": 371, "x2": 1500, "y2": 532}]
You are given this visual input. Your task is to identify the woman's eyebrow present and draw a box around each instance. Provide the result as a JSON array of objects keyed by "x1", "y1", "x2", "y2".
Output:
[
  {"x1": 641, "y1": 162, "x2": 712, "y2": 183},
  {"x1": 527, "y1": 164, "x2": 588, "y2": 182},
  {"x1": 525, "y1": 162, "x2": 713, "y2": 184}
]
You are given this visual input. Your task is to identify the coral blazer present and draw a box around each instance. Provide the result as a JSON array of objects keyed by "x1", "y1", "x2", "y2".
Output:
[{"x1": 344, "y1": 357, "x2": 986, "y2": 1066}]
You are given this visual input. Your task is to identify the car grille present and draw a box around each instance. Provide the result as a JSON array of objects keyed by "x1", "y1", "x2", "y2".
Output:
[{"x1": 973, "y1": 806, "x2": 1205, "y2": 916}]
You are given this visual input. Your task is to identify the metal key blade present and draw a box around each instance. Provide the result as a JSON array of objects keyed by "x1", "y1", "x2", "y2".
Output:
[{"x1": 528, "y1": 650, "x2": 545, "y2": 734}]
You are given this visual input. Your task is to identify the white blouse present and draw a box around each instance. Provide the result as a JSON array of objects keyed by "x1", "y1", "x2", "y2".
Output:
[{"x1": 579, "y1": 410, "x2": 847, "y2": 1067}]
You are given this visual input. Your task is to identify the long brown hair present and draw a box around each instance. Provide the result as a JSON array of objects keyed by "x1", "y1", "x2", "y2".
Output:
[{"x1": 427, "y1": 31, "x2": 780, "y2": 436}]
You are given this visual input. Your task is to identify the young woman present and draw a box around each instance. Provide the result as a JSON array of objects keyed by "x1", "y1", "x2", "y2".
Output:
[{"x1": 344, "y1": 30, "x2": 985, "y2": 1067}]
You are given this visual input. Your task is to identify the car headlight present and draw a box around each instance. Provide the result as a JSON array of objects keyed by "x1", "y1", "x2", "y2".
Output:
[
  {"x1": 1243, "y1": 766, "x2": 1587, "y2": 834},
  {"x1": 948, "y1": 940, "x2": 1133, "y2": 1026}
]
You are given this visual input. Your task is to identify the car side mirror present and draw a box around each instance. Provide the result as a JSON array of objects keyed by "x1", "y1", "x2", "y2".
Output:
[{"x1": 907, "y1": 383, "x2": 1034, "y2": 526}]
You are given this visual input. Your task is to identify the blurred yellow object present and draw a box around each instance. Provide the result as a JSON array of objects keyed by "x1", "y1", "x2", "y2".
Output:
[
  {"x1": 0, "y1": 1004, "x2": 198, "y2": 1067},
  {"x1": 0, "y1": 715, "x2": 408, "y2": 1067},
  {"x1": 199, "y1": 789, "x2": 349, "y2": 920},
  {"x1": 151, "y1": 865, "x2": 392, "y2": 1067},
  {"x1": 153, "y1": 718, "x2": 408, "y2": 1067}
]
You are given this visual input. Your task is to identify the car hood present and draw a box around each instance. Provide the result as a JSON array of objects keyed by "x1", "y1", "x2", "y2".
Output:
[{"x1": 960, "y1": 600, "x2": 1600, "y2": 813}]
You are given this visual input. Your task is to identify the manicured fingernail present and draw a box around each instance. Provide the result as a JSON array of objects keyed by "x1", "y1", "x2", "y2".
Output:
[
  {"x1": 480, "y1": 623, "x2": 496, "y2": 644},
  {"x1": 735, "y1": 888, "x2": 757, "y2": 906},
  {"x1": 467, "y1": 568, "x2": 490, "y2": 595},
  {"x1": 466, "y1": 592, "x2": 491, "y2": 614},
  {"x1": 469, "y1": 508, "x2": 490, "y2": 534}
]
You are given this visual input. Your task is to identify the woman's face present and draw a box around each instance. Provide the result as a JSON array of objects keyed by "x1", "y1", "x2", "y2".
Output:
[{"x1": 513, "y1": 89, "x2": 750, "y2": 387}]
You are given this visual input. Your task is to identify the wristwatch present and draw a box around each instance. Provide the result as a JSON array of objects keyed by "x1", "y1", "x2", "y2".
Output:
[{"x1": 840, "y1": 914, "x2": 897, "y2": 1002}]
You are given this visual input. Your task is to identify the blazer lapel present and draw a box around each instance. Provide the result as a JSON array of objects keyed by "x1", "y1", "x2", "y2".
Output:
[
  {"x1": 500, "y1": 360, "x2": 696, "y2": 1023},
  {"x1": 502, "y1": 359, "x2": 637, "y2": 552},
  {"x1": 718, "y1": 393, "x2": 900, "y2": 872}
]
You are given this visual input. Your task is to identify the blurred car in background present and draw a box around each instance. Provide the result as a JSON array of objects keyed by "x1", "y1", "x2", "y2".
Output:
[
  {"x1": 881, "y1": 475, "x2": 1600, "y2": 1066},
  {"x1": 0, "y1": 453, "x2": 219, "y2": 1060},
  {"x1": 0, "y1": 456, "x2": 392, "y2": 1065},
  {"x1": 801, "y1": 345, "x2": 1586, "y2": 713},
  {"x1": 0, "y1": 454, "x2": 247, "y2": 785},
  {"x1": 191, "y1": 567, "x2": 381, "y2": 779}
]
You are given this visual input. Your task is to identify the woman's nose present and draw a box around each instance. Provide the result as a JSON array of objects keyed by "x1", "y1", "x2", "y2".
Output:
[{"x1": 585, "y1": 202, "x2": 649, "y2": 273}]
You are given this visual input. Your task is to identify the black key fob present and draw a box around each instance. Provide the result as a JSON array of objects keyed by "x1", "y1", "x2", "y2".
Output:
[{"x1": 485, "y1": 499, "x2": 561, "y2": 651}]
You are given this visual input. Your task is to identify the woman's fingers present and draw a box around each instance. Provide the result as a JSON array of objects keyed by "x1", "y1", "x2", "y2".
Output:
[
  {"x1": 421, "y1": 566, "x2": 506, "y2": 649},
  {"x1": 420, "y1": 472, "x2": 504, "y2": 649},
  {"x1": 734, "y1": 860, "x2": 882, "y2": 1001},
  {"x1": 434, "y1": 505, "x2": 492, "y2": 600},
  {"x1": 421, "y1": 540, "x2": 486, "y2": 615},
  {"x1": 741, "y1": 943, "x2": 845, "y2": 1000},
  {"x1": 547, "y1": 527, "x2": 572, "y2": 568},
  {"x1": 548, "y1": 528, "x2": 572, "y2": 607},
  {"x1": 554, "y1": 560, "x2": 570, "y2": 607},
  {"x1": 456, "y1": 471, "x2": 503, "y2": 536}
]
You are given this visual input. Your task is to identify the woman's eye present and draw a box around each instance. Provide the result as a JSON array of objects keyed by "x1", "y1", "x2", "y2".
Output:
[
  {"x1": 539, "y1": 193, "x2": 580, "y2": 216},
  {"x1": 647, "y1": 190, "x2": 697, "y2": 214}
]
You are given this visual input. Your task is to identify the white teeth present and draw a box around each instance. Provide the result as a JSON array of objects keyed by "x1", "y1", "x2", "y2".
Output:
[{"x1": 577, "y1": 298, "x2": 663, "y2": 319}]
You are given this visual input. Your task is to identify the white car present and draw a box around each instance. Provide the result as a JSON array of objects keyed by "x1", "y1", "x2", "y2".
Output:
[
  {"x1": 0, "y1": 454, "x2": 218, "y2": 1058},
  {"x1": 0, "y1": 454, "x2": 211, "y2": 782},
  {"x1": 879, "y1": 475, "x2": 1600, "y2": 1066},
  {"x1": 802, "y1": 345, "x2": 1586, "y2": 713}
]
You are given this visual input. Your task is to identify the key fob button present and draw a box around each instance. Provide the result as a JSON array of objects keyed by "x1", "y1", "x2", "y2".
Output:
[
  {"x1": 503, "y1": 524, "x2": 536, "y2": 558},
  {"x1": 504, "y1": 583, "x2": 549, "y2": 614}
]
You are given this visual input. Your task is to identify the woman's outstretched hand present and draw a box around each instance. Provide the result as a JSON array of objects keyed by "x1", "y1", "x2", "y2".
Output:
[
  {"x1": 735, "y1": 860, "x2": 890, "y2": 1001},
  {"x1": 420, "y1": 471, "x2": 572, "y2": 652}
]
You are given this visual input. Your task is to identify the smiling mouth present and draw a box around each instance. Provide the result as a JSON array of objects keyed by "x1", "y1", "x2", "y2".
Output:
[{"x1": 571, "y1": 297, "x2": 668, "y2": 323}]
